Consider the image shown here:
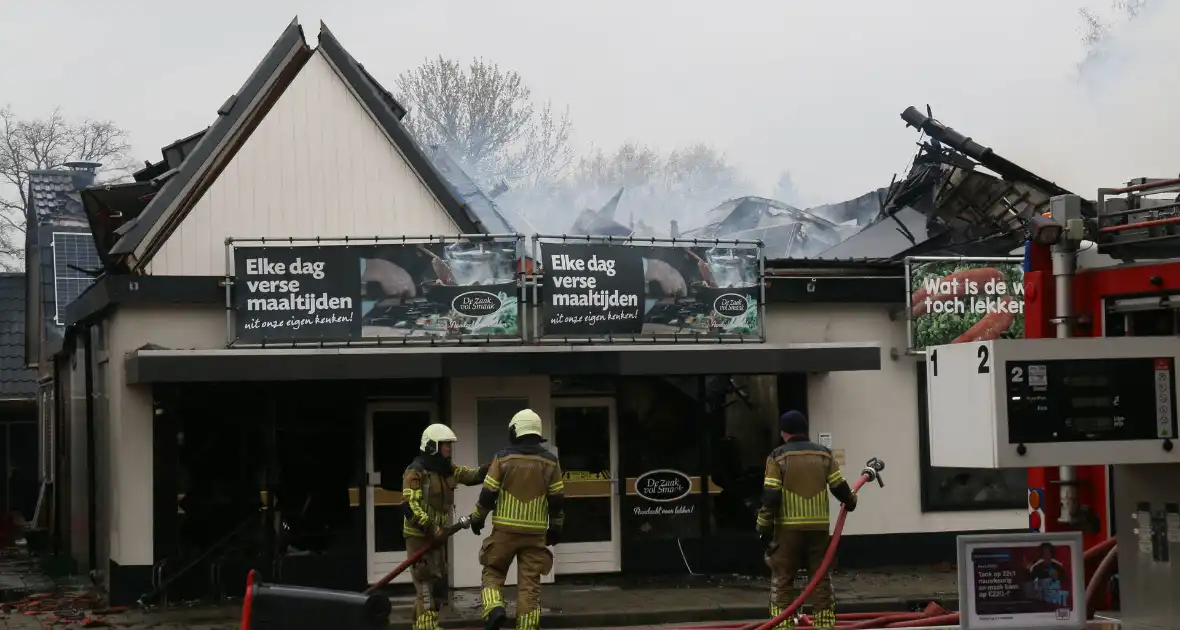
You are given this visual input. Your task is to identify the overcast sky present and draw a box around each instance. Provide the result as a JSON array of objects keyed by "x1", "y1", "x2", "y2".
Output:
[{"x1": 1, "y1": 0, "x2": 1161, "y2": 207}]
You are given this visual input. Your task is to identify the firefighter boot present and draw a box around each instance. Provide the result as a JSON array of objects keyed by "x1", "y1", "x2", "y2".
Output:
[
  {"x1": 768, "y1": 604, "x2": 795, "y2": 630},
  {"x1": 515, "y1": 608, "x2": 541, "y2": 630},
  {"x1": 413, "y1": 579, "x2": 442, "y2": 630},
  {"x1": 483, "y1": 606, "x2": 506, "y2": 630},
  {"x1": 481, "y1": 585, "x2": 507, "y2": 630},
  {"x1": 413, "y1": 611, "x2": 441, "y2": 630},
  {"x1": 812, "y1": 608, "x2": 836, "y2": 630}
]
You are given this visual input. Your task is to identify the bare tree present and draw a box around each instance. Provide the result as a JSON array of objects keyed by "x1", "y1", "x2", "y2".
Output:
[
  {"x1": 547, "y1": 142, "x2": 747, "y2": 231},
  {"x1": 1078, "y1": 0, "x2": 1149, "y2": 68},
  {"x1": 0, "y1": 106, "x2": 134, "y2": 269},
  {"x1": 395, "y1": 56, "x2": 573, "y2": 188},
  {"x1": 1078, "y1": 8, "x2": 1111, "y2": 52}
]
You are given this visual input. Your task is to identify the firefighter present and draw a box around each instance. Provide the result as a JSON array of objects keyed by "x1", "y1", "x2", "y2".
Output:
[
  {"x1": 468, "y1": 409, "x2": 564, "y2": 630},
  {"x1": 756, "y1": 411, "x2": 857, "y2": 630},
  {"x1": 403, "y1": 423, "x2": 490, "y2": 630}
]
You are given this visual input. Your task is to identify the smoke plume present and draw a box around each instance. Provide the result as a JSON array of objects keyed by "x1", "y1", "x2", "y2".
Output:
[{"x1": 998, "y1": 0, "x2": 1179, "y2": 194}]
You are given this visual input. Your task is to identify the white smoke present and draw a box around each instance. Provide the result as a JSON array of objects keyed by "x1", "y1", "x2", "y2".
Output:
[
  {"x1": 996, "y1": 0, "x2": 1179, "y2": 194},
  {"x1": 485, "y1": 148, "x2": 753, "y2": 237}
]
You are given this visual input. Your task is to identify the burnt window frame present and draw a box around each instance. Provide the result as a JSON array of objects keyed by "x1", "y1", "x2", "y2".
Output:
[{"x1": 916, "y1": 361, "x2": 1027, "y2": 512}]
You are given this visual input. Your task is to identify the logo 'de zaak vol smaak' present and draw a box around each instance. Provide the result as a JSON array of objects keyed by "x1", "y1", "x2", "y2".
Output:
[
  {"x1": 452, "y1": 291, "x2": 502, "y2": 317},
  {"x1": 713, "y1": 293, "x2": 749, "y2": 317},
  {"x1": 635, "y1": 469, "x2": 692, "y2": 503}
]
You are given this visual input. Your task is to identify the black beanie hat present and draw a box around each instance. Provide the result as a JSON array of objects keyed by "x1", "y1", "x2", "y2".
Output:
[{"x1": 779, "y1": 410, "x2": 808, "y2": 435}]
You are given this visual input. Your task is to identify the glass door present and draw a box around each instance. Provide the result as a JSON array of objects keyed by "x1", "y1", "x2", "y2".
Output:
[
  {"x1": 365, "y1": 402, "x2": 436, "y2": 584},
  {"x1": 552, "y1": 398, "x2": 620, "y2": 573}
]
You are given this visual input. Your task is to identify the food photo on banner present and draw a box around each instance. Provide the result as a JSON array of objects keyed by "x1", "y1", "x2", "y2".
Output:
[
  {"x1": 959, "y1": 533, "x2": 1084, "y2": 629},
  {"x1": 908, "y1": 258, "x2": 1025, "y2": 351},
  {"x1": 539, "y1": 241, "x2": 761, "y2": 338},
  {"x1": 232, "y1": 240, "x2": 520, "y2": 343}
]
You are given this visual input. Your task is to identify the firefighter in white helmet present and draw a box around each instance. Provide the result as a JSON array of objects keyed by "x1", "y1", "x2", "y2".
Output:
[
  {"x1": 403, "y1": 423, "x2": 489, "y2": 630},
  {"x1": 468, "y1": 409, "x2": 565, "y2": 630}
]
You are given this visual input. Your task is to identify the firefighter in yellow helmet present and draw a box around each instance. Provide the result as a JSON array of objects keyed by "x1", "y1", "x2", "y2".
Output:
[
  {"x1": 468, "y1": 409, "x2": 564, "y2": 630},
  {"x1": 756, "y1": 411, "x2": 856, "y2": 630},
  {"x1": 403, "y1": 423, "x2": 489, "y2": 630}
]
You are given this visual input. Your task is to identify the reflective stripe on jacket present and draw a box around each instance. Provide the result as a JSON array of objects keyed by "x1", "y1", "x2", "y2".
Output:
[
  {"x1": 474, "y1": 444, "x2": 565, "y2": 534},
  {"x1": 756, "y1": 438, "x2": 846, "y2": 530},
  {"x1": 402, "y1": 457, "x2": 485, "y2": 537}
]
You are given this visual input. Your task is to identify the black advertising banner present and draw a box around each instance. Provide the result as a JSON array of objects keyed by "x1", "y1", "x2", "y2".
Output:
[
  {"x1": 233, "y1": 240, "x2": 520, "y2": 343},
  {"x1": 624, "y1": 469, "x2": 701, "y2": 541},
  {"x1": 540, "y1": 242, "x2": 762, "y2": 338}
]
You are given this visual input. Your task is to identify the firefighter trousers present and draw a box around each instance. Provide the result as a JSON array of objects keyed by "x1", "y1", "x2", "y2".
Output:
[
  {"x1": 479, "y1": 529, "x2": 553, "y2": 630},
  {"x1": 767, "y1": 528, "x2": 836, "y2": 630},
  {"x1": 406, "y1": 536, "x2": 448, "y2": 630}
]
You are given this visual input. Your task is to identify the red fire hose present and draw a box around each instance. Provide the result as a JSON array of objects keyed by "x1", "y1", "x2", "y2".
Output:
[
  {"x1": 655, "y1": 459, "x2": 1119, "y2": 630},
  {"x1": 362, "y1": 460, "x2": 1118, "y2": 630},
  {"x1": 739, "y1": 461, "x2": 884, "y2": 630},
  {"x1": 363, "y1": 517, "x2": 472, "y2": 595}
]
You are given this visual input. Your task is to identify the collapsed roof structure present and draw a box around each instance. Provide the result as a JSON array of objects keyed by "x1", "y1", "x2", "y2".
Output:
[
  {"x1": 85, "y1": 86, "x2": 1074, "y2": 267},
  {"x1": 684, "y1": 106, "x2": 1074, "y2": 260}
]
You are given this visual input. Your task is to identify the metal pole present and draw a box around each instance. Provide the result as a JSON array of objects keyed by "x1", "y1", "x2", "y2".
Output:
[
  {"x1": 532, "y1": 233, "x2": 763, "y2": 247},
  {"x1": 223, "y1": 233, "x2": 523, "y2": 245},
  {"x1": 905, "y1": 256, "x2": 1024, "y2": 263},
  {"x1": 224, "y1": 239, "x2": 235, "y2": 345},
  {"x1": 1051, "y1": 219, "x2": 1080, "y2": 526},
  {"x1": 758, "y1": 246, "x2": 767, "y2": 341},
  {"x1": 904, "y1": 258, "x2": 915, "y2": 352}
]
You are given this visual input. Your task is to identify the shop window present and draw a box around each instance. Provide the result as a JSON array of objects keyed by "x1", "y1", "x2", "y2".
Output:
[
  {"x1": 708, "y1": 375, "x2": 783, "y2": 534},
  {"x1": 476, "y1": 398, "x2": 528, "y2": 464},
  {"x1": 369, "y1": 407, "x2": 433, "y2": 554},
  {"x1": 916, "y1": 363, "x2": 1027, "y2": 511},
  {"x1": 553, "y1": 405, "x2": 613, "y2": 544},
  {"x1": 618, "y1": 378, "x2": 702, "y2": 541}
]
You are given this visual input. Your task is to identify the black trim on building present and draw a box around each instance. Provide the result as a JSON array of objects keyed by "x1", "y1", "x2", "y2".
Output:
[
  {"x1": 125, "y1": 343, "x2": 881, "y2": 384},
  {"x1": 766, "y1": 276, "x2": 904, "y2": 304},
  {"x1": 109, "y1": 19, "x2": 314, "y2": 267},
  {"x1": 64, "y1": 275, "x2": 226, "y2": 327}
]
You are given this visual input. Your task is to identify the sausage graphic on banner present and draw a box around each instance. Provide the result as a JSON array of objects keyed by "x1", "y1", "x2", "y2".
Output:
[{"x1": 907, "y1": 258, "x2": 1025, "y2": 352}]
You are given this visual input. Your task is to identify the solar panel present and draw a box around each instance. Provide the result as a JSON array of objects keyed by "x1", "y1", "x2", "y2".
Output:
[{"x1": 51, "y1": 232, "x2": 101, "y2": 326}]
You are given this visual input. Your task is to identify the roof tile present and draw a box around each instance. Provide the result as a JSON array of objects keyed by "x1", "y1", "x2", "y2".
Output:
[{"x1": 0, "y1": 274, "x2": 37, "y2": 399}]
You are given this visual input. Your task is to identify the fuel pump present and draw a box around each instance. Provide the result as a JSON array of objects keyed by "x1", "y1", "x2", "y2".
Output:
[{"x1": 925, "y1": 186, "x2": 1180, "y2": 629}]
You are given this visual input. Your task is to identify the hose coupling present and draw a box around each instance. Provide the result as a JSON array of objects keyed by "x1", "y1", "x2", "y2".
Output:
[
  {"x1": 456, "y1": 515, "x2": 472, "y2": 529},
  {"x1": 861, "y1": 457, "x2": 886, "y2": 488}
]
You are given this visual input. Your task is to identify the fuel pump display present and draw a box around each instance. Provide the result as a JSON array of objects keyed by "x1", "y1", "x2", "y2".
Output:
[{"x1": 1005, "y1": 357, "x2": 1178, "y2": 443}]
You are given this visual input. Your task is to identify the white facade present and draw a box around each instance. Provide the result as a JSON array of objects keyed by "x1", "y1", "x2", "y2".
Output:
[
  {"x1": 85, "y1": 301, "x2": 1023, "y2": 579},
  {"x1": 147, "y1": 50, "x2": 460, "y2": 277},
  {"x1": 766, "y1": 303, "x2": 1025, "y2": 535}
]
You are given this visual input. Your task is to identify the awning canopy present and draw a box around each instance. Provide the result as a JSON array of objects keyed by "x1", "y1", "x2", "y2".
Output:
[{"x1": 125, "y1": 342, "x2": 881, "y2": 384}]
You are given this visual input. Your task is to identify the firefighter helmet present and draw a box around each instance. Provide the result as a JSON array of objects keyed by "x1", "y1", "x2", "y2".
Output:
[
  {"x1": 420, "y1": 423, "x2": 458, "y2": 455},
  {"x1": 509, "y1": 409, "x2": 543, "y2": 439}
]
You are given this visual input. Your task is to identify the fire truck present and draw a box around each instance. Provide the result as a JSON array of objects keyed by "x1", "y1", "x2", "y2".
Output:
[{"x1": 921, "y1": 177, "x2": 1180, "y2": 629}]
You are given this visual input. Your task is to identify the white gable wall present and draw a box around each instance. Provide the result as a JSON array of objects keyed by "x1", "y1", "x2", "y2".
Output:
[{"x1": 147, "y1": 50, "x2": 459, "y2": 276}]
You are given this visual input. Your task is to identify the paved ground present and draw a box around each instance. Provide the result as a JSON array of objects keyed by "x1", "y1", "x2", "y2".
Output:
[{"x1": 0, "y1": 566, "x2": 961, "y2": 630}]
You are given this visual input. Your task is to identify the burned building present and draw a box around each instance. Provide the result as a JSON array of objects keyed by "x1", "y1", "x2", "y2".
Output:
[
  {"x1": 682, "y1": 106, "x2": 1071, "y2": 262},
  {"x1": 33, "y1": 19, "x2": 1071, "y2": 611}
]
